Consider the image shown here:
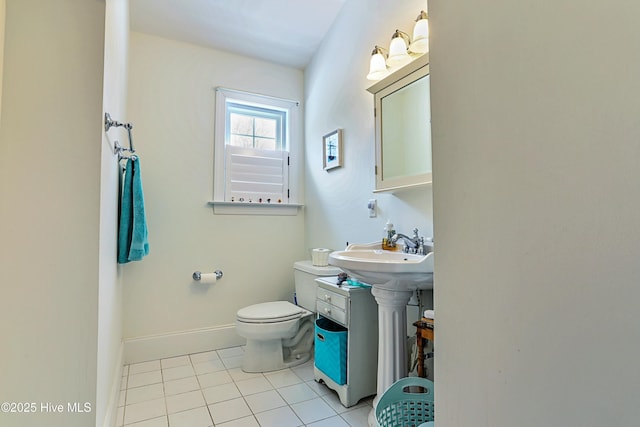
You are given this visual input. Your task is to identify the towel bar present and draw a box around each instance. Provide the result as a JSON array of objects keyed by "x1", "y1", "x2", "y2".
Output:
[
  {"x1": 105, "y1": 112, "x2": 136, "y2": 159},
  {"x1": 105, "y1": 112, "x2": 132, "y2": 132},
  {"x1": 114, "y1": 140, "x2": 137, "y2": 161}
]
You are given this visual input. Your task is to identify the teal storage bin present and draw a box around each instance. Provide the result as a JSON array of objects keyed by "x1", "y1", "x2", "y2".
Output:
[{"x1": 314, "y1": 317, "x2": 348, "y2": 385}]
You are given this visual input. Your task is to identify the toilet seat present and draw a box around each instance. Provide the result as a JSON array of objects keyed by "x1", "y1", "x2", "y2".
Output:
[{"x1": 237, "y1": 301, "x2": 303, "y2": 324}]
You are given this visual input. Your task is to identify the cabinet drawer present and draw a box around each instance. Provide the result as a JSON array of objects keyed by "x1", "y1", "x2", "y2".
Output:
[
  {"x1": 317, "y1": 300, "x2": 347, "y2": 326},
  {"x1": 316, "y1": 287, "x2": 347, "y2": 310}
]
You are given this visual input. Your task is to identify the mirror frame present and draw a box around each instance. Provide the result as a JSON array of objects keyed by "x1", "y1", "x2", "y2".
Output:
[{"x1": 367, "y1": 54, "x2": 431, "y2": 192}]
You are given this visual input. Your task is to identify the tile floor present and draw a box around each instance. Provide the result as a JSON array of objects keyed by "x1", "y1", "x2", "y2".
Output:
[{"x1": 116, "y1": 346, "x2": 372, "y2": 427}]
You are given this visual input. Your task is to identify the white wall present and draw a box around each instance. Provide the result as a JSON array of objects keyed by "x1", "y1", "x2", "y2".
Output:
[
  {"x1": 304, "y1": 0, "x2": 432, "y2": 253},
  {"x1": 124, "y1": 32, "x2": 306, "y2": 362},
  {"x1": 431, "y1": 1, "x2": 640, "y2": 426},
  {"x1": 304, "y1": 0, "x2": 432, "y2": 330},
  {"x1": 0, "y1": 1, "x2": 106, "y2": 426},
  {"x1": 97, "y1": 1, "x2": 129, "y2": 426}
]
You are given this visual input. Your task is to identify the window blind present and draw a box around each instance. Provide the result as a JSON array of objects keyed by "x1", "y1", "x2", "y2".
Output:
[{"x1": 224, "y1": 145, "x2": 289, "y2": 203}]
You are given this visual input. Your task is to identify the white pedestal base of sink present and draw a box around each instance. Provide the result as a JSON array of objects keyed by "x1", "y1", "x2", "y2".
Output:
[
  {"x1": 368, "y1": 285, "x2": 414, "y2": 427},
  {"x1": 368, "y1": 408, "x2": 379, "y2": 427},
  {"x1": 372, "y1": 286, "x2": 413, "y2": 396},
  {"x1": 326, "y1": 245, "x2": 434, "y2": 427}
]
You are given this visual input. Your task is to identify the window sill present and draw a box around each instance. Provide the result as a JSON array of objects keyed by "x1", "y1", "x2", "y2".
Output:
[{"x1": 208, "y1": 201, "x2": 303, "y2": 216}]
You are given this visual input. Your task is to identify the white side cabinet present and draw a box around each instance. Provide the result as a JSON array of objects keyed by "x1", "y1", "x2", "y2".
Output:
[{"x1": 314, "y1": 277, "x2": 378, "y2": 407}]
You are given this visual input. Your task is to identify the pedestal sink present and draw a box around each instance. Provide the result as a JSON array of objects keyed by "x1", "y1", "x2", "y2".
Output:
[
  {"x1": 328, "y1": 243, "x2": 433, "y2": 289},
  {"x1": 328, "y1": 243, "x2": 434, "y2": 426}
]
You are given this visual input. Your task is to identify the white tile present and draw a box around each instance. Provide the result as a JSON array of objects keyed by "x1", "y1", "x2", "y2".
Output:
[
  {"x1": 339, "y1": 406, "x2": 372, "y2": 427},
  {"x1": 217, "y1": 346, "x2": 244, "y2": 358},
  {"x1": 221, "y1": 355, "x2": 243, "y2": 369},
  {"x1": 253, "y1": 406, "x2": 303, "y2": 427},
  {"x1": 117, "y1": 351, "x2": 369, "y2": 427},
  {"x1": 197, "y1": 370, "x2": 233, "y2": 389},
  {"x1": 234, "y1": 376, "x2": 274, "y2": 396},
  {"x1": 265, "y1": 369, "x2": 303, "y2": 388},
  {"x1": 166, "y1": 390, "x2": 206, "y2": 414},
  {"x1": 126, "y1": 383, "x2": 165, "y2": 405},
  {"x1": 167, "y1": 406, "x2": 213, "y2": 427},
  {"x1": 124, "y1": 398, "x2": 166, "y2": 425},
  {"x1": 291, "y1": 361, "x2": 316, "y2": 381},
  {"x1": 193, "y1": 358, "x2": 226, "y2": 375},
  {"x1": 164, "y1": 376, "x2": 200, "y2": 396},
  {"x1": 243, "y1": 390, "x2": 287, "y2": 414},
  {"x1": 129, "y1": 360, "x2": 161, "y2": 375},
  {"x1": 321, "y1": 392, "x2": 368, "y2": 414},
  {"x1": 305, "y1": 379, "x2": 333, "y2": 397},
  {"x1": 190, "y1": 350, "x2": 220, "y2": 364},
  {"x1": 160, "y1": 355, "x2": 191, "y2": 369},
  {"x1": 361, "y1": 396, "x2": 375, "y2": 407},
  {"x1": 277, "y1": 382, "x2": 319, "y2": 405},
  {"x1": 128, "y1": 371, "x2": 163, "y2": 389},
  {"x1": 216, "y1": 415, "x2": 260, "y2": 427},
  {"x1": 202, "y1": 382, "x2": 241, "y2": 404},
  {"x1": 290, "y1": 397, "x2": 337, "y2": 424},
  {"x1": 162, "y1": 364, "x2": 195, "y2": 381},
  {"x1": 124, "y1": 416, "x2": 168, "y2": 427},
  {"x1": 208, "y1": 397, "x2": 252, "y2": 424},
  {"x1": 227, "y1": 368, "x2": 263, "y2": 382},
  {"x1": 307, "y1": 415, "x2": 351, "y2": 427}
]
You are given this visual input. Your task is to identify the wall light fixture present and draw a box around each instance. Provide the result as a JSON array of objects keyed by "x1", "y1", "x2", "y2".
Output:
[
  {"x1": 366, "y1": 46, "x2": 390, "y2": 81},
  {"x1": 386, "y1": 29, "x2": 412, "y2": 69},
  {"x1": 409, "y1": 10, "x2": 429, "y2": 54},
  {"x1": 366, "y1": 10, "x2": 430, "y2": 81}
]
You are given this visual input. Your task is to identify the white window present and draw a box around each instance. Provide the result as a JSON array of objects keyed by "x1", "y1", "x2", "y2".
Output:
[{"x1": 213, "y1": 88, "x2": 301, "y2": 215}]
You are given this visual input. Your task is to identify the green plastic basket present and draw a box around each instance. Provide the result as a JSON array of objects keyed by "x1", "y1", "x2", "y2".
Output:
[{"x1": 375, "y1": 377, "x2": 435, "y2": 427}]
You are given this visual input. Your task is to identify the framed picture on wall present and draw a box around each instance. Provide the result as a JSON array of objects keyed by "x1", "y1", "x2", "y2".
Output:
[{"x1": 323, "y1": 128, "x2": 343, "y2": 171}]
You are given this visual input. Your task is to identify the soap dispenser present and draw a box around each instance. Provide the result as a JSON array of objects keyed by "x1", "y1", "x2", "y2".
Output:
[{"x1": 382, "y1": 220, "x2": 397, "y2": 251}]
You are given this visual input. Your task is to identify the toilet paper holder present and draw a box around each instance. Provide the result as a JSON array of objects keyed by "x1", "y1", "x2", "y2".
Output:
[{"x1": 192, "y1": 270, "x2": 223, "y2": 281}]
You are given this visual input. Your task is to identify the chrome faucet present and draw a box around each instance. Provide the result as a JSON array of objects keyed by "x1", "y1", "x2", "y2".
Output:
[{"x1": 391, "y1": 228, "x2": 425, "y2": 254}]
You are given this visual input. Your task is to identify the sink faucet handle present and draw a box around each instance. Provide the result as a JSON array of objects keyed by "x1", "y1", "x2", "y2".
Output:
[{"x1": 412, "y1": 228, "x2": 420, "y2": 238}]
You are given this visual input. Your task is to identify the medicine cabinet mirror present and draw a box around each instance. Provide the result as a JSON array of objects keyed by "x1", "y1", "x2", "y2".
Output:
[{"x1": 367, "y1": 54, "x2": 431, "y2": 192}]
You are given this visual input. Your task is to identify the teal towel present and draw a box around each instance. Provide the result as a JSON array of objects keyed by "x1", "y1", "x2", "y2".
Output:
[{"x1": 118, "y1": 158, "x2": 149, "y2": 263}]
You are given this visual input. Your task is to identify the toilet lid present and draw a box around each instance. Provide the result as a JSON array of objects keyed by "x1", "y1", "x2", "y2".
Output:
[{"x1": 237, "y1": 301, "x2": 303, "y2": 323}]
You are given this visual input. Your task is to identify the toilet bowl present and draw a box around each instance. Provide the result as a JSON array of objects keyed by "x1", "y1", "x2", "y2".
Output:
[{"x1": 235, "y1": 260, "x2": 342, "y2": 373}]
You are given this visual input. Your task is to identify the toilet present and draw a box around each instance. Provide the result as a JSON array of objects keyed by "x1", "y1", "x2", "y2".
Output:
[{"x1": 235, "y1": 260, "x2": 342, "y2": 373}]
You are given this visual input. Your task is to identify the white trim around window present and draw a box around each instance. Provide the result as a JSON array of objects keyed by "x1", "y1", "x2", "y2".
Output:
[{"x1": 212, "y1": 87, "x2": 302, "y2": 215}]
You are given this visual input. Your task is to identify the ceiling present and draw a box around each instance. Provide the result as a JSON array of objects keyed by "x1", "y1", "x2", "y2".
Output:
[{"x1": 129, "y1": 0, "x2": 347, "y2": 69}]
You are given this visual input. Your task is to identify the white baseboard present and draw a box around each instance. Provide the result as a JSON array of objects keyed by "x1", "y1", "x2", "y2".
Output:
[
  {"x1": 123, "y1": 324, "x2": 245, "y2": 364},
  {"x1": 101, "y1": 343, "x2": 124, "y2": 427}
]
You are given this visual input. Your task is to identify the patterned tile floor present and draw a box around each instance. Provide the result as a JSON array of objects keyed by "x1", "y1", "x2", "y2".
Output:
[{"x1": 116, "y1": 346, "x2": 372, "y2": 427}]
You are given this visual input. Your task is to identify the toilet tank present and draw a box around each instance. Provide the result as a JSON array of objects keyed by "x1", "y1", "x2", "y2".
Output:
[{"x1": 293, "y1": 260, "x2": 342, "y2": 311}]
